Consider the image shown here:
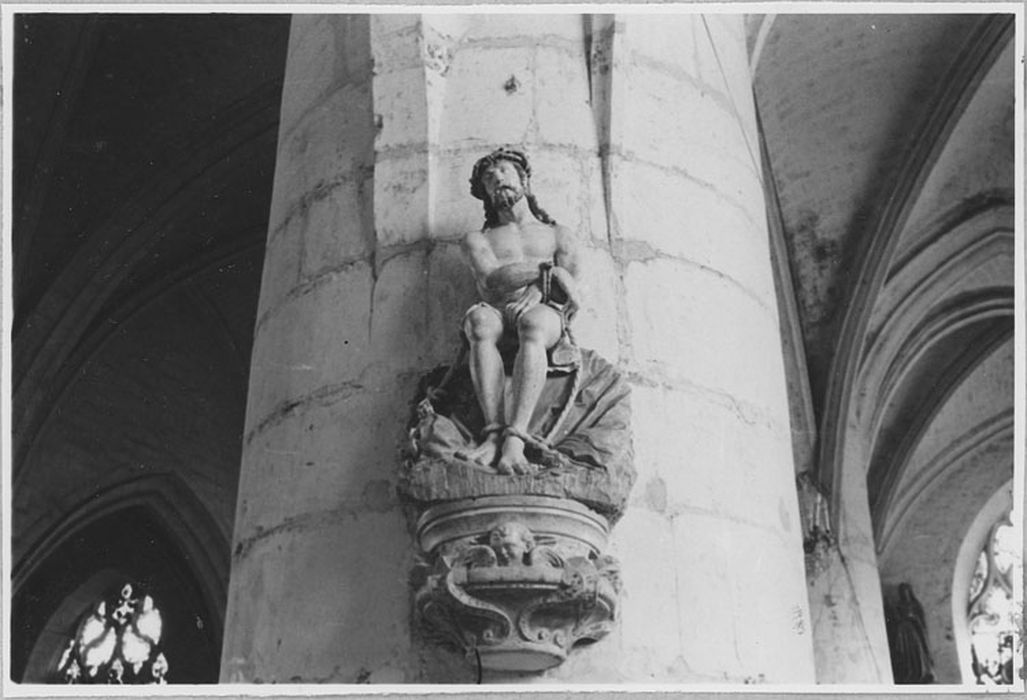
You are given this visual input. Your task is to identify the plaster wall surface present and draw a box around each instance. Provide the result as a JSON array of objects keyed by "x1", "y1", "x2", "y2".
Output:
[{"x1": 223, "y1": 13, "x2": 814, "y2": 684}]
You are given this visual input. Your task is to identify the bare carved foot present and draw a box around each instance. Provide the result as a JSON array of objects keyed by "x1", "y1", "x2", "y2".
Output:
[
  {"x1": 496, "y1": 435, "x2": 533, "y2": 475},
  {"x1": 456, "y1": 433, "x2": 502, "y2": 470}
]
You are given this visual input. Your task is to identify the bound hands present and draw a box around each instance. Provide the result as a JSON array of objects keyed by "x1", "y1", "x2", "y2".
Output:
[{"x1": 547, "y1": 265, "x2": 581, "y2": 314}]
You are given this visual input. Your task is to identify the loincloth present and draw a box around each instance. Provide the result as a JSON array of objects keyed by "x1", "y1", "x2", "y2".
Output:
[{"x1": 463, "y1": 289, "x2": 578, "y2": 372}]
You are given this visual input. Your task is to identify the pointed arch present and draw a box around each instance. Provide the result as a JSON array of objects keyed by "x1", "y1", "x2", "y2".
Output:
[
  {"x1": 12, "y1": 474, "x2": 229, "y2": 682},
  {"x1": 817, "y1": 16, "x2": 1014, "y2": 515}
]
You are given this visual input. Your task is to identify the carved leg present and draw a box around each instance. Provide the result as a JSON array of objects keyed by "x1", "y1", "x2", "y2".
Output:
[
  {"x1": 460, "y1": 305, "x2": 505, "y2": 468},
  {"x1": 497, "y1": 306, "x2": 561, "y2": 475}
]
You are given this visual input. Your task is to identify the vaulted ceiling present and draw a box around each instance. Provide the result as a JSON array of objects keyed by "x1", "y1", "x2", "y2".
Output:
[
  {"x1": 11, "y1": 13, "x2": 290, "y2": 564},
  {"x1": 750, "y1": 13, "x2": 1014, "y2": 527}
]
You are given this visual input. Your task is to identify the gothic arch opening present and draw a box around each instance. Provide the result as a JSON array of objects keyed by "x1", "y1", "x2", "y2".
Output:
[{"x1": 12, "y1": 495, "x2": 224, "y2": 683}]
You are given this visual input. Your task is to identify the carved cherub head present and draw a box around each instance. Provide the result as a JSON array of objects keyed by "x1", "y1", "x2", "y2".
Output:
[{"x1": 488, "y1": 522, "x2": 535, "y2": 566}]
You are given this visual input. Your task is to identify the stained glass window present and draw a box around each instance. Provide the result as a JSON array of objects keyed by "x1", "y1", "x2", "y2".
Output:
[
  {"x1": 967, "y1": 513, "x2": 1022, "y2": 685},
  {"x1": 55, "y1": 583, "x2": 168, "y2": 684}
]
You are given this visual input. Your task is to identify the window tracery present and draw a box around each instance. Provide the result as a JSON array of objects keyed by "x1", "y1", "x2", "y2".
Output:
[
  {"x1": 967, "y1": 514, "x2": 1022, "y2": 685},
  {"x1": 55, "y1": 583, "x2": 168, "y2": 684}
]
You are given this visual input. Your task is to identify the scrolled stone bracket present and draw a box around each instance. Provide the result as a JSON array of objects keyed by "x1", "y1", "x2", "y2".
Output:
[{"x1": 411, "y1": 496, "x2": 621, "y2": 672}]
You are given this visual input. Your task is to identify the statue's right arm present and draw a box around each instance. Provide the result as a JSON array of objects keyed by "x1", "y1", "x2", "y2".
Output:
[{"x1": 462, "y1": 231, "x2": 538, "y2": 296}]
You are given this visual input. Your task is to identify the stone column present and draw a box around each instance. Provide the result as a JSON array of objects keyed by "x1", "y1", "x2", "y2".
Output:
[
  {"x1": 557, "y1": 14, "x2": 816, "y2": 682},
  {"x1": 222, "y1": 13, "x2": 814, "y2": 683},
  {"x1": 219, "y1": 16, "x2": 420, "y2": 683}
]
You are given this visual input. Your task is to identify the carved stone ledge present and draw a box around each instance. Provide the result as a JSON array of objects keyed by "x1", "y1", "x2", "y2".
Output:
[
  {"x1": 412, "y1": 496, "x2": 620, "y2": 672},
  {"x1": 400, "y1": 457, "x2": 633, "y2": 524}
]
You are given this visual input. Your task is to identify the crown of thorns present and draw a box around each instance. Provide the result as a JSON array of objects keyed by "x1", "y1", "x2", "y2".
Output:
[{"x1": 469, "y1": 148, "x2": 531, "y2": 201}]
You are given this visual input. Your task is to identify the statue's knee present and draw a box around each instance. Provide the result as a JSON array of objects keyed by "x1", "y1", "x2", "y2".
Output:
[
  {"x1": 465, "y1": 307, "x2": 502, "y2": 341},
  {"x1": 517, "y1": 309, "x2": 554, "y2": 343}
]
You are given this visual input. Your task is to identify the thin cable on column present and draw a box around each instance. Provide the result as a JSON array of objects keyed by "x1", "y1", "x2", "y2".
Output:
[{"x1": 700, "y1": 15, "x2": 765, "y2": 190}]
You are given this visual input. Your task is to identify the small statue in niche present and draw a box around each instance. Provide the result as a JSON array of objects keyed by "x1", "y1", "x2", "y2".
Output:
[
  {"x1": 402, "y1": 149, "x2": 635, "y2": 672},
  {"x1": 403, "y1": 147, "x2": 634, "y2": 520},
  {"x1": 459, "y1": 147, "x2": 583, "y2": 475},
  {"x1": 886, "y1": 582, "x2": 935, "y2": 684}
]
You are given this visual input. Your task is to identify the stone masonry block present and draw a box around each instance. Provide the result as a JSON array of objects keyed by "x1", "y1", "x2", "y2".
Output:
[
  {"x1": 440, "y1": 47, "x2": 534, "y2": 145},
  {"x1": 271, "y1": 82, "x2": 374, "y2": 233},
  {"x1": 620, "y1": 15, "x2": 702, "y2": 77},
  {"x1": 690, "y1": 15, "x2": 754, "y2": 131},
  {"x1": 620, "y1": 14, "x2": 751, "y2": 145},
  {"x1": 238, "y1": 382, "x2": 416, "y2": 535},
  {"x1": 608, "y1": 158, "x2": 774, "y2": 301},
  {"x1": 374, "y1": 66, "x2": 430, "y2": 151},
  {"x1": 370, "y1": 15, "x2": 423, "y2": 72},
  {"x1": 224, "y1": 512, "x2": 413, "y2": 682},
  {"x1": 368, "y1": 244, "x2": 543, "y2": 375},
  {"x1": 539, "y1": 506, "x2": 691, "y2": 682},
  {"x1": 373, "y1": 155, "x2": 430, "y2": 246},
  {"x1": 421, "y1": 15, "x2": 471, "y2": 44},
  {"x1": 521, "y1": 149, "x2": 591, "y2": 233},
  {"x1": 255, "y1": 221, "x2": 301, "y2": 320},
  {"x1": 623, "y1": 258, "x2": 789, "y2": 412},
  {"x1": 463, "y1": 14, "x2": 586, "y2": 43},
  {"x1": 607, "y1": 508, "x2": 682, "y2": 671},
  {"x1": 670, "y1": 513, "x2": 814, "y2": 681},
  {"x1": 608, "y1": 147, "x2": 764, "y2": 242},
  {"x1": 628, "y1": 383, "x2": 795, "y2": 533},
  {"x1": 534, "y1": 45, "x2": 595, "y2": 150},
  {"x1": 664, "y1": 511, "x2": 760, "y2": 679},
  {"x1": 425, "y1": 242, "x2": 478, "y2": 364},
  {"x1": 368, "y1": 250, "x2": 432, "y2": 372},
  {"x1": 247, "y1": 264, "x2": 373, "y2": 429},
  {"x1": 298, "y1": 175, "x2": 373, "y2": 281},
  {"x1": 619, "y1": 65, "x2": 757, "y2": 190},
  {"x1": 570, "y1": 246, "x2": 621, "y2": 362},
  {"x1": 281, "y1": 16, "x2": 372, "y2": 136},
  {"x1": 427, "y1": 149, "x2": 486, "y2": 238}
]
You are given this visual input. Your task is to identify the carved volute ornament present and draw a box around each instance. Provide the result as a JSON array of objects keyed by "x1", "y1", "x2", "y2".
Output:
[
  {"x1": 399, "y1": 148, "x2": 634, "y2": 672},
  {"x1": 412, "y1": 497, "x2": 621, "y2": 672}
]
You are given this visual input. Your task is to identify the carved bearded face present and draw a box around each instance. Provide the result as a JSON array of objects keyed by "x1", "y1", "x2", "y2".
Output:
[{"x1": 480, "y1": 159, "x2": 525, "y2": 212}]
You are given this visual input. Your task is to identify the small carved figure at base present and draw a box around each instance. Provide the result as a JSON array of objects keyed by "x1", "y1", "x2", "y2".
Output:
[{"x1": 489, "y1": 522, "x2": 534, "y2": 565}]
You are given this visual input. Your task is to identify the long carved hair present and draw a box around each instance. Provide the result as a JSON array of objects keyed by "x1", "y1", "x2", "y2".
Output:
[{"x1": 469, "y1": 148, "x2": 556, "y2": 228}]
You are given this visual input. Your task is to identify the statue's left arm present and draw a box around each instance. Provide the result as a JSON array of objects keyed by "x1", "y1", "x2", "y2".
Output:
[{"x1": 552, "y1": 225, "x2": 584, "y2": 312}]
